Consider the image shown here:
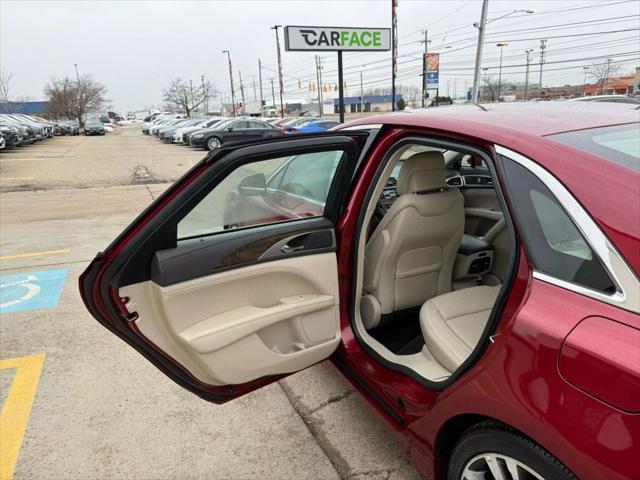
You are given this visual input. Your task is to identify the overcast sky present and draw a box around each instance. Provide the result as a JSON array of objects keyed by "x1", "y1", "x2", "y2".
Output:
[{"x1": 1, "y1": 0, "x2": 638, "y2": 113}]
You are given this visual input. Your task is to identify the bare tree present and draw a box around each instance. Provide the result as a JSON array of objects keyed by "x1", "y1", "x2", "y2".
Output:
[
  {"x1": 0, "y1": 71, "x2": 13, "y2": 106},
  {"x1": 588, "y1": 60, "x2": 623, "y2": 95},
  {"x1": 44, "y1": 75, "x2": 107, "y2": 125},
  {"x1": 162, "y1": 78, "x2": 216, "y2": 117},
  {"x1": 481, "y1": 76, "x2": 499, "y2": 102}
]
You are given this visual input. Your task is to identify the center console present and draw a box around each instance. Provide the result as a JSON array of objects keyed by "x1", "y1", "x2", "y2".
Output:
[{"x1": 454, "y1": 234, "x2": 494, "y2": 280}]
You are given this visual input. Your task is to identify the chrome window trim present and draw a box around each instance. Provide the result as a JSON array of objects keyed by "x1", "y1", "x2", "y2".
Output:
[
  {"x1": 495, "y1": 144, "x2": 640, "y2": 314},
  {"x1": 339, "y1": 124, "x2": 384, "y2": 131}
]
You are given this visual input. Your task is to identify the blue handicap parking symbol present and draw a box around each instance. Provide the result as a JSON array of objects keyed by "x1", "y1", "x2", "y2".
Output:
[{"x1": 0, "y1": 268, "x2": 68, "y2": 314}]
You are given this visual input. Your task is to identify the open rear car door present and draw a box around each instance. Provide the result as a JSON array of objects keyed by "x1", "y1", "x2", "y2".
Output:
[{"x1": 80, "y1": 133, "x2": 370, "y2": 402}]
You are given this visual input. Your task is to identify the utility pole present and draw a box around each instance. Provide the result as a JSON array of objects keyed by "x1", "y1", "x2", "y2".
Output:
[
  {"x1": 222, "y1": 50, "x2": 236, "y2": 117},
  {"x1": 252, "y1": 78, "x2": 257, "y2": 101},
  {"x1": 496, "y1": 43, "x2": 508, "y2": 102},
  {"x1": 238, "y1": 70, "x2": 246, "y2": 115},
  {"x1": 270, "y1": 78, "x2": 276, "y2": 115},
  {"x1": 524, "y1": 49, "x2": 534, "y2": 101},
  {"x1": 421, "y1": 29, "x2": 428, "y2": 108},
  {"x1": 271, "y1": 25, "x2": 285, "y2": 118},
  {"x1": 318, "y1": 56, "x2": 324, "y2": 115},
  {"x1": 604, "y1": 58, "x2": 612, "y2": 94},
  {"x1": 315, "y1": 55, "x2": 323, "y2": 117},
  {"x1": 582, "y1": 66, "x2": 590, "y2": 96},
  {"x1": 360, "y1": 70, "x2": 364, "y2": 113},
  {"x1": 337, "y1": 51, "x2": 344, "y2": 122},
  {"x1": 258, "y1": 59, "x2": 264, "y2": 114},
  {"x1": 471, "y1": 0, "x2": 489, "y2": 104},
  {"x1": 201, "y1": 75, "x2": 208, "y2": 114},
  {"x1": 391, "y1": 0, "x2": 398, "y2": 111},
  {"x1": 73, "y1": 63, "x2": 83, "y2": 125},
  {"x1": 538, "y1": 39, "x2": 547, "y2": 89}
]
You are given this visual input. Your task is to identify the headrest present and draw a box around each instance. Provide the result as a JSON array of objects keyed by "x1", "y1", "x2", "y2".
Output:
[{"x1": 396, "y1": 151, "x2": 446, "y2": 195}]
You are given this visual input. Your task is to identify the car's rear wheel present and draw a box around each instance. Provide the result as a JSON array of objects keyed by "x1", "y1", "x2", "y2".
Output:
[
  {"x1": 448, "y1": 421, "x2": 576, "y2": 480},
  {"x1": 206, "y1": 137, "x2": 221, "y2": 150}
]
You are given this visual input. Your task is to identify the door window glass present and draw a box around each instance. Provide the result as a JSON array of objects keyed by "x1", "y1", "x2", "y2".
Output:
[
  {"x1": 177, "y1": 150, "x2": 345, "y2": 239},
  {"x1": 501, "y1": 156, "x2": 616, "y2": 293}
]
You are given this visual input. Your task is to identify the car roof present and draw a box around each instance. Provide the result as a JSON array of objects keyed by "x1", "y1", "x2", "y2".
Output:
[{"x1": 342, "y1": 102, "x2": 640, "y2": 138}]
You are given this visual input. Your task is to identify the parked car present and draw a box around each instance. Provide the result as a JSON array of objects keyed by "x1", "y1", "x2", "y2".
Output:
[
  {"x1": 81, "y1": 102, "x2": 639, "y2": 480},
  {"x1": 0, "y1": 115, "x2": 38, "y2": 143},
  {"x1": 270, "y1": 116, "x2": 296, "y2": 127},
  {"x1": 60, "y1": 120, "x2": 80, "y2": 136},
  {"x1": 0, "y1": 123, "x2": 21, "y2": 148},
  {"x1": 281, "y1": 116, "x2": 320, "y2": 133},
  {"x1": 174, "y1": 117, "x2": 224, "y2": 144},
  {"x1": 291, "y1": 120, "x2": 341, "y2": 134},
  {"x1": 14, "y1": 114, "x2": 54, "y2": 138},
  {"x1": 1, "y1": 114, "x2": 45, "y2": 140},
  {"x1": 84, "y1": 118, "x2": 105, "y2": 135},
  {"x1": 569, "y1": 94, "x2": 640, "y2": 104},
  {"x1": 142, "y1": 116, "x2": 178, "y2": 135},
  {"x1": 158, "y1": 119, "x2": 202, "y2": 142},
  {"x1": 189, "y1": 118, "x2": 283, "y2": 150},
  {"x1": 0, "y1": 134, "x2": 5, "y2": 150},
  {"x1": 151, "y1": 118, "x2": 183, "y2": 137}
]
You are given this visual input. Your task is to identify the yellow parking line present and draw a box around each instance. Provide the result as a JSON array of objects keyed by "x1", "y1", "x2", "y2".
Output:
[
  {"x1": 0, "y1": 250, "x2": 70, "y2": 261},
  {"x1": 0, "y1": 354, "x2": 46, "y2": 480}
]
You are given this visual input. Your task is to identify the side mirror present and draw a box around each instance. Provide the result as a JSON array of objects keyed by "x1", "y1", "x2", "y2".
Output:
[
  {"x1": 226, "y1": 127, "x2": 234, "y2": 132},
  {"x1": 238, "y1": 173, "x2": 266, "y2": 196}
]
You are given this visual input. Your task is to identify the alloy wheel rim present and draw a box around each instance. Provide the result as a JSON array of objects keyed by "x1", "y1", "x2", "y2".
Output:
[
  {"x1": 461, "y1": 453, "x2": 545, "y2": 480},
  {"x1": 208, "y1": 138, "x2": 220, "y2": 150}
]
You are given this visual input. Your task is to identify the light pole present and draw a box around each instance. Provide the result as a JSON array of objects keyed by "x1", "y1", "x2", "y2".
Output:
[
  {"x1": 271, "y1": 25, "x2": 285, "y2": 118},
  {"x1": 73, "y1": 63, "x2": 82, "y2": 125},
  {"x1": 222, "y1": 50, "x2": 236, "y2": 117},
  {"x1": 472, "y1": 6, "x2": 533, "y2": 104},
  {"x1": 258, "y1": 59, "x2": 264, "y2": 114},
  {"x1": 360, "y1": 69, "x2": 364, "y2": 113},
  {"x1": 496, "y1": 43, "x2": 508, "y2": 102},
  {"x1": 524, "y1": 49, "x2": 534, "y2": 101},
  {"x1": 582, "y1": 66, "x2": 590, "y2": 97},
  {"x1": 421, "y1": 29, "x2": 430, "y2": 107}
]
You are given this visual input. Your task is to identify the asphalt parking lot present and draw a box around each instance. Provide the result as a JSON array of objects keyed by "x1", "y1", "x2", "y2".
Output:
[{"x1": 0, "y1": 125, "x2": 419, "y2": 480}]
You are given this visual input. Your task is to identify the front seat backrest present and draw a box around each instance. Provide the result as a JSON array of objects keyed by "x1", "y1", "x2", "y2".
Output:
[{"x1": 361, "y1": 151, "x2": 464, "y2": 329}]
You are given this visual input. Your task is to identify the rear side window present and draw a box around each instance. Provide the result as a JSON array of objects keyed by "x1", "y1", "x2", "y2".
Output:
[
  {"x1": 501, "y1": 156, "x2": 616, "y2": 293},
  {"x1": 177, "y1": 150, "x2": 344, "y2": 239},
  {"x1": 549, "y1": 124, "x2": 639, "y2": 173}
]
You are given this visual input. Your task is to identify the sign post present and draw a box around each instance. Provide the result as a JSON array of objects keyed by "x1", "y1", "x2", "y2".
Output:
[
  {"x1": 284, "y1": 26, "x2": 391, "y2": 122},
  {"x1": 425, "y1": 52, "x2": 440, "y2": 106}
]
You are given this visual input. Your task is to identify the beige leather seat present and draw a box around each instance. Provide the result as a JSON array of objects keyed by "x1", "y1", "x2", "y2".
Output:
[
  {"x1": 361, "y1": 151, "x2": 465, "y2": 330},
  {"x1": 419, "y1": 285, "x2": 500, "y2": 372}
]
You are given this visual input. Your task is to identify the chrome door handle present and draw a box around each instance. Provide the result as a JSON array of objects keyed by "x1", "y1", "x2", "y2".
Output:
[{"x1": 281, "y1": 244, "x2": 304, "y2": 254}]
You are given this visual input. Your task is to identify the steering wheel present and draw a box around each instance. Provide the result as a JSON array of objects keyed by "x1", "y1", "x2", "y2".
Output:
[{"x1": 281, "y1": 182, "x2": 314, "y2": 199}]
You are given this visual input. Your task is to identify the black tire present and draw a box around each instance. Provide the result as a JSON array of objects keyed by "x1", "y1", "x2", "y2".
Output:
[{"x1": 448, "y1": 421, "x2": 576, "y2": 480}]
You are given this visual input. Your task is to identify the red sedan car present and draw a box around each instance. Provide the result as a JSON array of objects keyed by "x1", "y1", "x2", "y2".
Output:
[{"x1": 81, "y1": 103, "x2": 639, "y2": 480}]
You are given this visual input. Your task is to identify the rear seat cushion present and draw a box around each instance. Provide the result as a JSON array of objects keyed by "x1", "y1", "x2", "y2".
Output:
[{"x1": 419, "y1": 285, "x2": 501, "y2": 372}]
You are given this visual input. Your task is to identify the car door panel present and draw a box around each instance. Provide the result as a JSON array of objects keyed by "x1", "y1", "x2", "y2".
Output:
[
  {"x1": 80, "y1": 133, "x2": 371, "y2": 402},
  {"x1": 121, "y1": 251, "x2": 340, "y2": 386}
]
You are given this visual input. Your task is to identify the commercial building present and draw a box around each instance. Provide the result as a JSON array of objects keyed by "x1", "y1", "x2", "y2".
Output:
[
  {"x1": 0, "y1": 101, "x2": 49, "y2": 114},
  {"x1": 333, "y1": 94, "x2": 403, "y2": 113}
]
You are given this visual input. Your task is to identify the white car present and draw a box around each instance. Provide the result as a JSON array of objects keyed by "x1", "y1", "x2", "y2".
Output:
[
  {"x1": 173, "y1": 117, "x2": 224, "y2": 144},
  {"x1": 569, "y1": 94, "x2": 640, "y2": 105}
]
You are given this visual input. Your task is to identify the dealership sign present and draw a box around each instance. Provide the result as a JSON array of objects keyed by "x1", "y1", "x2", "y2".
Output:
[{"x1": 285, "y1": 26, "x2": 391, "y2": 51}]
